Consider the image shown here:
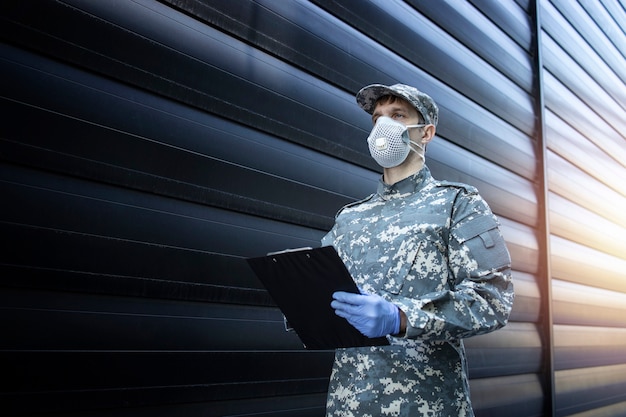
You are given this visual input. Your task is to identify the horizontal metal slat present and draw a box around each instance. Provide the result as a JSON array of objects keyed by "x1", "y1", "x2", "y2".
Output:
[
  {"x1": 542, "y1": 33, "x2": 626, "y2": 136},
  {"x1": 0, "y1": 263, "x2": 269, "y2": 306},
  {"x1": 0, "y1": 47, "x2": 356, "y2": 228},
  {"x1": 468, "y1": 0, "x2": 532, "y2": 50},
  {"x1": 555, "y1": 364, "x2": 626, "y2": 416},
  {"x1": 2, "y1": 389, "x2": 327, "y2": 417},
  {"x1": 470, "y1": 373, "x2": 544, "y2": 417},
  {"x1": 1, "y1": 219, "x2": 292, "y2": 296},
  {"x1": 407, "y1": 0, "x2": 532, "y2": 91},
  {"x1": 552, "y1": 279, "x2": 626, "y2": 328},
  {"x1": 311, "y1": 0, "x2": 535, "y2": 135},
  {"x1": 545, "y1": 110, "x2": 626, "y2": 201},
  {"x1": 465, "y1": 323, "x2": 542, "y2": 378},
  {"x1": 0, "y1": 350, "x2": 331, "y2": 416},
  {"x1": 0, "y1": 219, "x2": 321, "y2": 302},
  {"x1": 509, "y1": 271, "x2": 541, "y2": 323},
  {"x1": 550, "y1": 235, "x2": 626, "y2": 293},
  {"x1": 498, "y1": 217, "x2": 539, "y2": 275},
  {"x1": 549, "y1": 192, "x2": 626, "y2": 259},
  {"x1": 547, "y1": 150, "x2": 626, "y2": 230},
  {"x1": 548, "y1": 0, "x2": 626, "y2": 111},
  {"x1": 165, "y1": 0, "x2": 388, "y2": 93},
  {"x1": 553, "y1": 400, "x2": 626, "y2": 417},
  {"x1": 554, "y1": 325, "x2": 626, "y2": 370},
  {"x1": 0, "y1": 350, "x2": 334, "y2": 392},
  {"x1": 0, "y1": 161, "x2": 326, "y2": 253},
  {"x1": 544, "y1": 69, "x2": 626, "y2": 169},
  {"x1": 1, "y1": 290, "x2": 304, "y2": 351},
  {"x1": 0, "y1": 1, "x2": 373, "y2": 168}
]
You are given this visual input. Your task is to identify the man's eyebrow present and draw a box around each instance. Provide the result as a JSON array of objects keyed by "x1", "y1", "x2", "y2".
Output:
[{"x1": 372, "y1": 106, "x2": 408, "y2": 119}]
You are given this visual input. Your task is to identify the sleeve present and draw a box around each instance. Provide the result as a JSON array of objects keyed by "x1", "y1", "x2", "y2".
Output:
[
  {"x1": 321, "y1": 227, "x2": 336, "y2": 248},
  {"x1": 396, "y1": 190, "x2": 514, "y2": 341}
]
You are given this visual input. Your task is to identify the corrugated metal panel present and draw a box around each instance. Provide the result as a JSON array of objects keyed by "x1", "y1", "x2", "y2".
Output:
[
  {"x1": 540, "y1": 0, "x2": 626, "y2": 416},
  {"x1": 1, "y1": 0, "x2": 624, "y2": 416}
]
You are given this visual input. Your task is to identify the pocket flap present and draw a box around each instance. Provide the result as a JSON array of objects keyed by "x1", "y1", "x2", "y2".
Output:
[{"x1": 453, "y1": 215, "x2": 498, "y2": 243}]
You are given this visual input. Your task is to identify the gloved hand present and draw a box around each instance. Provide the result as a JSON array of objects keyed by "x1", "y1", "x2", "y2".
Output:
[{"x1": 331, "y1": 291, "x2": 400, "y2": 338}]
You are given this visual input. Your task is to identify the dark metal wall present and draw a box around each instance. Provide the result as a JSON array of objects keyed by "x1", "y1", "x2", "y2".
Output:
[
  {"x1": 540, "y1": 1, "x2": 626, "y2": 416},
  {"x1": 1, "y1": 1, "x2": 624, "y2": 416}
]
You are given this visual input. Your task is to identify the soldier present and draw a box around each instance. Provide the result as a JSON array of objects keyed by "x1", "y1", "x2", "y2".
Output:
[{"x1": 323, "y1": 83, "x2": 515, "y2": 416}]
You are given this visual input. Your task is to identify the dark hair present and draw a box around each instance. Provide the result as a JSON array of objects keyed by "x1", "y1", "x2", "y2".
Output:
[{"x1": 375, "y1": 94, "x2": 401, "y2": 107}]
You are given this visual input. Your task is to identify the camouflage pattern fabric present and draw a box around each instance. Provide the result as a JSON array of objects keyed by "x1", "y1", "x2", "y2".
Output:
[
  {"x1": 356, "y1": 83, "x2": 439, "y2": 127},
  {"x1": 321, "y1": 166, "x2": 514, "y2": 417}
]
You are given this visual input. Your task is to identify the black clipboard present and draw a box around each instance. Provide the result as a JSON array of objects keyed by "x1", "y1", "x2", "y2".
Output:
[{"x1": 247, "y1": 246, "x2": 389, "y2": 350}]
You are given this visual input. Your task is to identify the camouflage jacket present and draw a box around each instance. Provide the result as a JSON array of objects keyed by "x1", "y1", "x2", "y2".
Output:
[{"x1": 321, "y1": 166, "x2": 514, "y2": 417}]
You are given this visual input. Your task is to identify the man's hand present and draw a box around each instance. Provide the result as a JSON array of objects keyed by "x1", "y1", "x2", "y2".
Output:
[{"x1": 331, "y1": 291, "x2": 400, "y2": 338}]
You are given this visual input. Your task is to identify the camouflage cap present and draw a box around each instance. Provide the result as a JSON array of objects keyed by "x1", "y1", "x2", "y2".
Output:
[{"x1": 356, "y1": 83, "x2": 439, "y2": 126}]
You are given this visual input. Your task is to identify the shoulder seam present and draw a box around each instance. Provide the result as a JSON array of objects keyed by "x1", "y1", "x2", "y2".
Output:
[
  {"x1": 334, "y1": 193, "x2": 376, "y2": 218},
  {"x1": 433, "y1": 180, "x2": 478, "y2": 193}
]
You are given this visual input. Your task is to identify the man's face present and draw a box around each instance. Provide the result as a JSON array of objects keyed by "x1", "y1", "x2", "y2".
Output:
[{"x1": 371, "y1": 96, "x2": 424, "y2": 144}]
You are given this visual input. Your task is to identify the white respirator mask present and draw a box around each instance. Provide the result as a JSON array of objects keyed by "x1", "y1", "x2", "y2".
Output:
[{"x1": 367, "y1": 116, "x2": 426, "y2": 168}]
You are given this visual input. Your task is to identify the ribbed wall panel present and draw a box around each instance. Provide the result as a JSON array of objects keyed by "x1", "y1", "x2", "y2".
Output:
[
  {"x1": 540, "y1": 0, "x2": 626, "y2": 416},
  {"x1": 1, "y1": 0, "x2": 624, "y2": 416}
]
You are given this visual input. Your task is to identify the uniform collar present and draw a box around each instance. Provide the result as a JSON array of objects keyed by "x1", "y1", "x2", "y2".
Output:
[{"x1": 377, "y1": 165, "x2": 432, "y2": 199}]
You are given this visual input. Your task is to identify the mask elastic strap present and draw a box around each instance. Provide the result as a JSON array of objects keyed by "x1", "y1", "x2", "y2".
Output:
[
  {"x1": 409, "y1": 140, "x2": 426, "y2": 161},
  {"x1": 406, "y1": 124, "x2": 427, "y2": 155}
]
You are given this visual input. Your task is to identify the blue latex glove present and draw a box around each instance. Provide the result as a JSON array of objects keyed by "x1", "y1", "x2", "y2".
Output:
[{"x1": 331, "y1": 291, "x2": 400, "y2": 338}]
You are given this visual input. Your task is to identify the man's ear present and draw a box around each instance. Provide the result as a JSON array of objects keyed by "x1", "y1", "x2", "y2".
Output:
[{"x1": 421, "y1": 124, "x2": 436, "y2": 143}]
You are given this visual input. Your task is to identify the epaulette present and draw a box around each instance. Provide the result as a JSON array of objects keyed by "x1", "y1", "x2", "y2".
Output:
[
  {"x1": 433, "y1": 179, "x2": 478, "y2": 194},
  {"x1": 333, "y1": 193, "x2": 376, "y2": 219}
]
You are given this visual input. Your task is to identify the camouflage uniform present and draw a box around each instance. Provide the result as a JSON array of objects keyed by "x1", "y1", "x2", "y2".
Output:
[{"x1": 322, "y1": 166, "x2": 514, "y2": 417}]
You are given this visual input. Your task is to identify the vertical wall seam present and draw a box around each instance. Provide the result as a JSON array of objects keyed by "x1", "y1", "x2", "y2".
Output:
[{"x1": 531, "y1": 0, "x2": 556, "y2": 415}]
